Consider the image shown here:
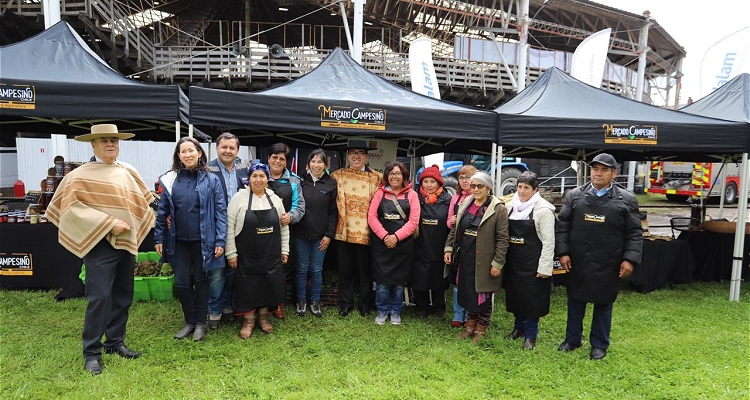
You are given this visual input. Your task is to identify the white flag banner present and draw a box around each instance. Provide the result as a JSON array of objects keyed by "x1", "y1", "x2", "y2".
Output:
[
  {"x1": 570, "y1": 28, "x2": 611, "y2": 88},
  {"x1": 699, "y1": 27, "x2": 750, "y2": 97},
  {"x1": 409, "y1": 38, "x2": 441, "y2": 99}
]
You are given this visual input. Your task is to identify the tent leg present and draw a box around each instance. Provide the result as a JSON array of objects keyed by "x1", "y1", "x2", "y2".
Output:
[
  {"x1": 175, "y1": 121, "x2": 180, "y2": 142},
  {"x1": 729, "y1": 152, "x2": 748, "y2": 302}
]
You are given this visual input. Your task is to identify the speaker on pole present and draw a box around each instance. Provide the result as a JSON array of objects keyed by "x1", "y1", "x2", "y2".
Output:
[{"x1": 269, "y1": 44, "x2": 285, "y2": 58}]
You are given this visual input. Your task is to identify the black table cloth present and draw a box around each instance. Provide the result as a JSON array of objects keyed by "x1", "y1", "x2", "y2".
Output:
[
  {"x1": 0, "y1": 224, "x2": 154, "y2": 300},
  {"x1": 679, "y1": 231, "x2": 750, "y2": 282},
  {"x1": 630, "y1": 239, "x2": 694, "y2": 293}
]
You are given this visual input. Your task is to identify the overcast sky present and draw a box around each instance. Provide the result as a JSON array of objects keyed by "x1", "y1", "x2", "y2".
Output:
[{"x1": 588, "y1": 0, "x2": 748, "y2": 104}]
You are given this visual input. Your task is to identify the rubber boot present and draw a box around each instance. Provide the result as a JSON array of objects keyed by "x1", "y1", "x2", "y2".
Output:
[
  {"x1": 258, "y1": 307, "x2": 274, "y2": 334},
  {"x1": 459, "y1": 318, "x2": 477, "y2": 339},
  {"x1": 239, "y1": 311, "x2": 255, "y2": 339},
  {"x1": 473, "y1": 323, "x2": 488, "y2": 343}
]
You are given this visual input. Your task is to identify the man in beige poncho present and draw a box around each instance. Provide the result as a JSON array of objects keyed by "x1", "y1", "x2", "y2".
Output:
[
  {"x1": 330, "y1": 139, "x2": 382, "y2": 317},
  {"x1": 46, "y1": 124, "x2": 154, "y2": 375}
]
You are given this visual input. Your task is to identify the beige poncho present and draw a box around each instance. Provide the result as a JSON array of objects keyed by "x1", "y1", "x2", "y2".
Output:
[
  {"x1": 46, "y1": 161, "x2": 155, "y2": 258},
  {"x1": 330, "y1": 167, "x2": 381, "y2": 245}
]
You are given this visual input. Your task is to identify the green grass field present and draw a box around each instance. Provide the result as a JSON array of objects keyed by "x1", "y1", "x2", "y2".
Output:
[{"x1": 1, "y1": 282, "x2": 748, "y2": 399}]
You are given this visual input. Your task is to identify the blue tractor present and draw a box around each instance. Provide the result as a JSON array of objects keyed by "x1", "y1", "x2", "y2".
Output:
[{"x1": 416, "y1": 156, "x2": 528, "y2": 196}]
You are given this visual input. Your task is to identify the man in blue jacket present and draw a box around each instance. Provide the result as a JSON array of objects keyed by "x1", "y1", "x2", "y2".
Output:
[{"x1": 206, "y1": 133, "x2": 249, "y2": 329}]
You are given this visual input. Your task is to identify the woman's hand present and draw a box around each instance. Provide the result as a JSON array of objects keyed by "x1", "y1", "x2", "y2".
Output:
[
  {"x1": 490, "y1": 266, "x2": 501, "y2": 278},
  {"x1": 536, "y1": 273, "x2": 551, "y2": 278},
  {"x1": 214, "y1": 246, "x2": 224, "y2": 258},
  {"x1": 155, "y1": 243, "x2": 163, "y2": 256},
  {"x1": 281, "y1": 254, "x2": 289, "y2": 264},
  {"x1": 444, "y1": 252, "x2": 452, "y2": 265},
  {"x1": 449, "y1": 215, "x2": 457, "y2": 226},
  {"x1": 319, "y1": 236, "x2": 331, "y2": 251},
  {"x1": 228, "y1": 257, "x2": 238, "y2": 268},
  {"x1": 384, "y1": 234, "x2": 398, "y2": 249},
  {"x1": 280, "y1": 213, "x2": 291, "y2": 226}
]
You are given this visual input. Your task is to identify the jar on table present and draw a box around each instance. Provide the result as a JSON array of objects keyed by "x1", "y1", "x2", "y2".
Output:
[
  {"x1": 45, "y1": 177, "x2": 56, "y2": 193},
  {"x1": 0, "y1": 212, "x2": 7, "y2": 223},
  {"x1": 7, "y1": 213, "x2": 16, "y2": 223},
  {"x1": 16, "y1": 213, "x2": 26, "y2": 223},
  {"x1": 40, "y1": 214, "x2": 48, "y2": 223}
]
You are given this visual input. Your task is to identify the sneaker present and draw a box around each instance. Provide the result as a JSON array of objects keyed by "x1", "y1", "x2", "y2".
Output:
[
  {"x1": 296, "y1": 299, "x2": 307, "y2": 316},
  {"x1": 390, "y1": 313, "x2": 402, "y2": 325},
  {"x1": 310, "y1": 301, "x2": 322, "y2": 317},
  {"x1": 375, "y1": 312, "x2": 388, "y2": 325}
]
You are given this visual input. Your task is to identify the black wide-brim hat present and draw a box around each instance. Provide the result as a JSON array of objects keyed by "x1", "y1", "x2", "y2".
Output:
[{"x1": 346, "y1": 138, "x2": 378, "y2": 151}]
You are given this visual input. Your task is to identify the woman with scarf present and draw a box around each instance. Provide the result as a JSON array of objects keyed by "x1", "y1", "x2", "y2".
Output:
[
  {"x1": 444, "y1": 171, "x2": 508, "y2": 343},
  {"x1": 446, "y1": 165, "x2": 477, "y2": 328},
  {"x1": 367, "y1": 161, "x2": 420, "y2": 325},
  {"x1": 226, "y1": 163, "x2": 289, "y2": 339},
  {"x1": 155, "y1": 137, "x2": 227, "y2": 342},
  {"x1": 503, "y1": 171, "x2": 555, "y2": 350},
  {"x1": 413, "y1": 165, "x2": 452, "y2": 318}
]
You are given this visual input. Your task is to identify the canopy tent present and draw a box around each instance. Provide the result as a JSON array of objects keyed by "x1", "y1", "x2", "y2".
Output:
[
  {"x1": 681, "y1": 73, "x2": 750, "y2": 302},
  {"x1": 188, "y1": 47, "x2": 497, "y2": 156},
  {"x1": 0, "y1": 21, "x2": 207, "y2": 141},
  {"x1": 493, "y1": 67, "x2": 749, "y2": 162}
]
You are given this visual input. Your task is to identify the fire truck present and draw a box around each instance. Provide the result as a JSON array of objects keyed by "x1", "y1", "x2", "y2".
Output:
[{"x1": 646, "y1": 161, "x2": 744, "y2": 203}]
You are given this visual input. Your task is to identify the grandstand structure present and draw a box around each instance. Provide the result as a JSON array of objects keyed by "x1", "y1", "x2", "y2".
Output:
[{"x1": 1, "y1": 0, "x2": 686, "y2": 109}]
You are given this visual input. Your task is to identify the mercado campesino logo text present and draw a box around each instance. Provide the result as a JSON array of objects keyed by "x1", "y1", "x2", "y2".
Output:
[
  {"x1": 603, "y1": 123, "x2": 657, "y2": 145},
  {"x1": 318, "y1": 104, "x2": 386, "y2": 130}
]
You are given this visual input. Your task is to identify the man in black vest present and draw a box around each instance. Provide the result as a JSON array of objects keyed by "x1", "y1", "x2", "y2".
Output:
[
  {"x1": 555, "y1": 153, "x2": 642, "y2": 360},
  {"x1": 207, "y1": 133, "x2": 248, "y2": 329}
]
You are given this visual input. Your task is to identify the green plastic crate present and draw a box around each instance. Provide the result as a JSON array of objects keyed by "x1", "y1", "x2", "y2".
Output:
[
  {"x1": 133, "y1": 277, "x2": 151, "y2": 301},
  {"x1": 145, "y1": 276, "x2": 174, "y2": 301}
]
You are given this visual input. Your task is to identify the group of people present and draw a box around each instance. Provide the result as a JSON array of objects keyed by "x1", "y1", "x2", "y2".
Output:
[{"x1": 48, "y1": 124, "x2": 642, "y2": 375}]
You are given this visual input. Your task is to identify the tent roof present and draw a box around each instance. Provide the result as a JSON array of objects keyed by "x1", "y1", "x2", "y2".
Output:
[
  {"x1": 680, "y1": 73, "x2": 750, "y2": 124},
  {"x1": 493, "y1": 67, "x2": 749, "y2": 162},
  {"x1": 189, "y1": 48, "x2": 497, "y2": 155}
]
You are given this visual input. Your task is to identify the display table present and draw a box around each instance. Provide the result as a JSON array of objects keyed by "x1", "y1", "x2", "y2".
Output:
[
  {"x1": 0, "y1": 224, "x2": 154, "y2": 300},
  {"x1": 629, "y1": 239, "x2": 694, "y2": 293},
  {"x1": 678, "y1": 231, "x2": 750, "y2": 282}
]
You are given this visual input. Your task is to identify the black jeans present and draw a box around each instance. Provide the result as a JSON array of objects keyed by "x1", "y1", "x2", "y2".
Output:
[
  {"x1": 173, "y1": 240, "x2": 209, "y2": 325},
  {"x1": 81, "y1": 240, "x2": 135, "y2": 360},
  {"x1": 336, "y1": 241, "x2": 373, "y2": 310}
]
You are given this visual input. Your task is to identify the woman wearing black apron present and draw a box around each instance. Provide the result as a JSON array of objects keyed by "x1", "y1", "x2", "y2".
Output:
[
  {"x1": 368, "y1": 162, "x2": 420, "y2": 326},
  {"x1": 444, "y1": 171, "x2": 509, "y2": 343},
  {"x1": 447, "y1": 165, "x2": 477, "y2": 328},
  {"x1": 226, "y1": 164, "x2": 289, "y2": 339},
  {"x1": 503, "y1": 172, "x2": 556, "y2": 350},
  {"x1": 413, "y1": 165, "x2": 451, "y2": 318}
]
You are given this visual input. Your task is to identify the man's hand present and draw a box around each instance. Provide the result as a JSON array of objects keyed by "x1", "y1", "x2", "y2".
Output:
[
  {"x1": 110, "y1": 219, "x2": 131, "y2": 236},
  {"x1": 619, "y1": 260, "x2": 634, "y2": 278},
  {"x1": 280, "y1": 213, "x2": 291, "y2": 226},
  {"x1": 559, "y1": 255, "x2": 571, "y2": 272}
]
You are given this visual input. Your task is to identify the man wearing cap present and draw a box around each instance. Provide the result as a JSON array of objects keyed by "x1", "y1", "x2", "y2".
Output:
[
  {"x1": 555, "y1": 153, "x2": 642, "y2": 360},
  {"x1": 46, "y1": 124, "x2": 154, "y2": 375},
  {"x1": 330, "y1": 139, "x2": 382, "y2": 317}
]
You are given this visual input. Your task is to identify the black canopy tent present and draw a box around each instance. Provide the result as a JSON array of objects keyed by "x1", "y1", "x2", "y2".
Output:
[
  {"x1": 681, "y1": 73, "x2": 750, "y2": 303},
  {"x1": 493, "y1": 67, "x2": 749, "y2": 162},
  {"x1": 189, "y1": 47, "x2": 498, "y2": 156},
  {"x1": 0, "y1": 21, "x2": 207, "y2": 142}
]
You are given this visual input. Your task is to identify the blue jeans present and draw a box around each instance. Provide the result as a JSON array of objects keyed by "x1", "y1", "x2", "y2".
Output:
[
  {"x1": 375, "y1": 283, "x2": 405, "y2": 314},
  {"x1": 513, "y1": 315, "x2": 540, "y2": 339},
  {"x1": 452, "y1": 285, "x2": 466, "y2": 322},
  {"x1": 564, "y1": 292, "x2": 613, "y2": 350},
  {"x1": 208, "y1": 266, "x2": 235, "y2": 315},
  {"x1": 294, "y1": 237, "x2": 328, "y2": 302}
]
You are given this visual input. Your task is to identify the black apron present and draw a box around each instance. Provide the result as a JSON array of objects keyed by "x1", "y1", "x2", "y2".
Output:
[
  {"x1": 568, "y1": 192, "x2": 624, "y2": 304},
  {"x1": 233, "y1": 192, "x2": 285, "y2": 313},
  {"x1": 370, "y1": 193, "x2": 414, "y2": 285},
  {"x1": 267, "y1": 178, "x2": 296, "y2": 277},
  {"x1": 503, "y1": 210, "x2": 551, "y2": 318},
  {"x1": 456, "y1": 203, "x2": 492, "y2": 313},
  {"x1": 412, "y1": 197, "x2": 449, "y2": 291}
]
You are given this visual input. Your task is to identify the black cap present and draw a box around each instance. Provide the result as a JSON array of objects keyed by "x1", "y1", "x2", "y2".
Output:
[
  {"x1": 346, "y1": 139, "x2": 378, "y2": 151},
  {"x1": 588, "y1": 153, "x2": 618, "y2": 169}
]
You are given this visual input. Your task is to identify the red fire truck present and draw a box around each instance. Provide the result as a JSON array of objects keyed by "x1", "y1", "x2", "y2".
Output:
[{"x1": 646, "y1": 161, "x2": 744, "y2": 203}]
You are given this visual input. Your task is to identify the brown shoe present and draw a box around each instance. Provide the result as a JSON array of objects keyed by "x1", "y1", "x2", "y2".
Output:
[
  {"x1": 472, "y1": 323, "x2": 488, "y2": 343},
  {"x1": 272, "y1": 304, "x2": 285, "y2": 319},
  {"x1": 522, "y1": 338, "x2": 536, "y2": 350},
  {"x1": 239, "y1": 312, "x2": 255, "y2": 339},
  {"x1": 458, "y1": 318, "x2": 477, "y2": 339},
  {"x1": 258, "y1": 308, "x2": 274, "y2": 334}
]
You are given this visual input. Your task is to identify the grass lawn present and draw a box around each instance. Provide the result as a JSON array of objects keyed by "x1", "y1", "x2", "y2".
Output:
[{"x1": 1, "y1": 281, "x2": 748, "y2": 399}]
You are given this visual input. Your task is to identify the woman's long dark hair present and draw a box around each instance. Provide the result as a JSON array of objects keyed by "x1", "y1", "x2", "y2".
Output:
[
  {"x1": 381, "y1": 161, "x2": 411, "y2": 186},
  {"x1": 171, "y1": 137, "x2": 208, "y2": 172}
]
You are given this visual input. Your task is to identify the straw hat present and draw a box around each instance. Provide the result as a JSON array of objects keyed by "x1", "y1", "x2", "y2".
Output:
[{"x1": 74, "y1": 124, "x2": 135, "y2": 142}]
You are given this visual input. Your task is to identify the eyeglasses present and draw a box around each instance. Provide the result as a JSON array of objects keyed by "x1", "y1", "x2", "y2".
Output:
[
  {"x1": 469, "y1": 184, "x2": 486, "y2": 189},
  {"x1": 348, "y1": 150, "x2": 367, "y2": 156},
  {"x1": 458, "y1": 175, "x2": 471, "y2": 181},
  {"x1": 389, "y1": 172, "x2": 403, "y2": 177}
]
